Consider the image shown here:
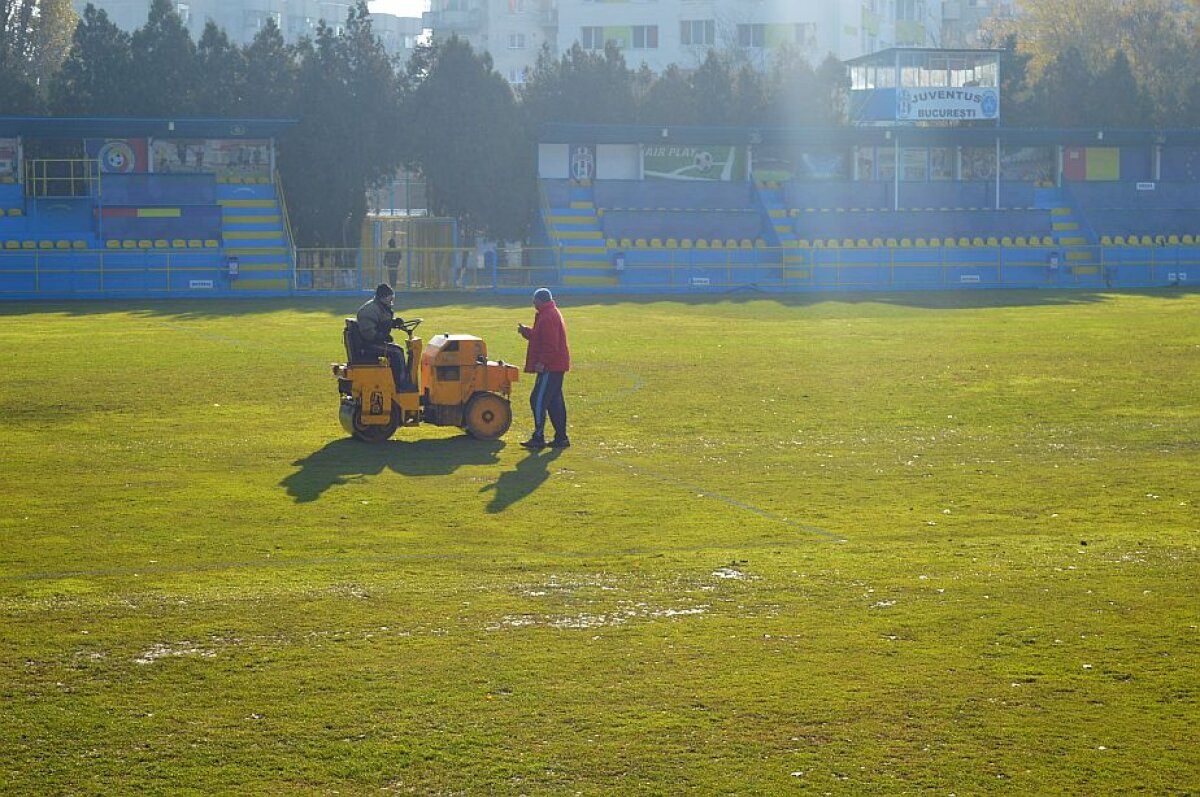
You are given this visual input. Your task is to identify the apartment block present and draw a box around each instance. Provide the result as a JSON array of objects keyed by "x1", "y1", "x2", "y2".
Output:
[
  {"x1": 427, "y1": 0, "x2": 958, "y2": 83},
  {"x1": 71, "y1": 0, "x2": 424, "y2": 60}
]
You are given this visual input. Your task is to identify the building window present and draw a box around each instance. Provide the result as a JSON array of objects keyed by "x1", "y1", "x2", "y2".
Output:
[
  {"x1": 680, "y1": 19, "x2": 714, "y2": 46},
  {"x1": 737, "y1": 24, "x2": 765, "y2": 48},
  {"x1": 581, "y1": 26, "x2": 603, "y2": 50},
  {"x1": 509, "y1": 32, "x2": 526, "y2": 48},
  {"x1": 508, "y1": 68, "x2": 526, "y2": 84},
  {"x1": 794, "y1": 23, "x2": 815, "y2": 47},
  {"x1": 897, "y1": 0, "x2": 924, "y2": 20},
  {"x1": 175, "y1": 3, "x2": 190, "y2": 24},
  {"x1": 632, "y1": 25, "x2": 657, "y2": 49}
]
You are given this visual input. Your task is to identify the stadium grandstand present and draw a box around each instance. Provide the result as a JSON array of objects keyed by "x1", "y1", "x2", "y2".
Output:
[
  {"x1": 536, "y1": 50, "x2": 1200, "y2": 293},
  {"x1": 537, "y1": 124, "x2": 1200, "y2": 292},
  {"x1": 0, "y1": 116, "x2": 295, "y2": 298}
]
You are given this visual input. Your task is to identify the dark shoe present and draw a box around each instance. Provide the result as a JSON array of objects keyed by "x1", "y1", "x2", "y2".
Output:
[
  {"x1": 548, "y1": 438, "x2": 571, "y2": 448},
  {"x1": 519, "y1": 437, "x2": 546, "y2": 450}
]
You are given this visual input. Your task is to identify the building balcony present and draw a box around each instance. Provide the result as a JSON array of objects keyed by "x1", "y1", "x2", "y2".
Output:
[{"x1": 422, "y1": 8, "x2": 482, "y2": 31}]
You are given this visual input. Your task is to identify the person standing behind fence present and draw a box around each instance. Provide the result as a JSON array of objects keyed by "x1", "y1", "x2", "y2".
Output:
[{"x1": 517, "y1": 287, "x2": 571, "y2": 450}]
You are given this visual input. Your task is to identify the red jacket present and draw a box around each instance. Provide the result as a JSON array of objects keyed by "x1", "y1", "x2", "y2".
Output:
[{"x1": 520, "y1": 300, "x2": 571, "y2": 373}]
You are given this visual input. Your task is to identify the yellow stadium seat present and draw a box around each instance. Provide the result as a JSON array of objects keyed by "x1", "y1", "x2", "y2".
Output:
[
  {"x1": 797, "y1": 239, "x2": 811, "y2": 248},
  {"x1": 696, "y1": 239, "x2": 709, "y2": 249},
  {"x1": 680, "y1": 239, "x2": 693, "y2": 249},
  {"x1": 153, "y1": 240, "x2": 169, "y2": 249},
  {"x1": 1140, "y1": 235, "x2": 1154, "y2": 246},
  {"x1": 825, "y1": 239, "x2": 839, "y2": 249},
  {"x1": 1100, "y1": 235, "x2": 1112, "y2": 245},
  {"x1": 665, "y1": 238, "x2": 677, "y2": 248},
  {"x1": 1183, "y1": 235, "x2": 1195, "y2": 245},
  {"x1": 634, "y1": 238, "x2": 647, "y2": 248},
  {"x1": 1167, "y1": 235, "x2": 1180, "y2": 245},
  {"x1": 172, "y1": 239, "x2": 187, "y2": 248},
  {"x1": 740, "y1": 239, "x2": 753, "y2": 249},
  {"x1": 841, "y1": 239, "x2": 855, "y2": 249},
  {"x1": 8, "y1": 208, "x2": 23, "y2": 217},
  {"x1": 39, "y1": 241, "x2": 54, "y2": 249},
  {"x1": 812, "y1": 239, "x2": 825, "y2": 249},
  {"x1": 856, "y1": 239, "x2": 869, "y2": 248},
  {"x1": 973, "y1": 237, "x2": 986, "y2": 247},
  {"x1": 722, "y1": 238, "x2": 735, "y2": 248},
  {"x1": 22, "y1": 241, "x2": 36, "y2": 249},
  {"x1": 929, "y1": 238, "x2": 941, "y2": 248},
  {"x1": 899, "y1": 238, "x2": 912, "y2": 248},
  {"x1": 711, "y1": 239, "x2": 725, "y2": 249},
  {"x1": 958, "y1": 238, "x2": 972, "y2": 247},
  {"x1": 1000, "y1": 236, "x2": 1013, "y2": 247},
  {"x1": 188, "y1": 239, "x2": 203, "y2": 248},
  {"x1": 649, "y1": 238, "x2": 662, "y2": 248},
  {"x1": 106, "y1": 240, "x2": 120, "y2": 249},
  {"x1": 885, "y1": 238, "x2": 898, "y2": 248},
  {"x1": 204, "y1": 240, "x2": 219, "y2": 248},
  {"x1": 1113, "y1": 236, "x2": 1126, "y2": 246},
  {"x1": 72, "y1": 241, "x2": 86, "y2": 249},
  {"x1": 138, "y1": 240, "x2": 153, "y2": 249},
  {"x1": 4, "y1": 240, "x2": 18, "y2": 249},
  {"x1": 55, "y1": 240, "x2": 70, "y2": 249},
  {"x1": 985, "y1": 236, "x2": 999, "y2": 246},
  {"x1": 914, "y1": 238, "x2": 927, "y2": 248},
  {"x1": 871, "y1": 238, "x2": 883, "y2": 248}
]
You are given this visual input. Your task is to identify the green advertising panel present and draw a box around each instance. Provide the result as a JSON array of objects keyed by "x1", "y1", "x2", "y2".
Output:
[{"x1": 642, "y1": 144, "x2": 747, "y2": 181}]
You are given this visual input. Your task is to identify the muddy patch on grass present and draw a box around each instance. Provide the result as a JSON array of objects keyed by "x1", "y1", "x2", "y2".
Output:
[
  {"x1": 487, "y1": 602, "x2": 709, "y2": 632},
  {"x1": 134, "y1": 641, "x2": 217, "y2": 665}
]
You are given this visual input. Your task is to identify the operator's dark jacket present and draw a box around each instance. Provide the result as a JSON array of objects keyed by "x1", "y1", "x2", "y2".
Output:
[{"x1": 355, "y1": 297, "x2": 395, "y2": 354}]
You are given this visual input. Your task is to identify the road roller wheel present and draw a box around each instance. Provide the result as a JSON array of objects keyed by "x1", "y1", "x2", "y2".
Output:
[
  {"x1": 463, "y1": 392, "x2": 512, "y2": 440},
  {"x1": 340, "y1": 398, "x2": 400, "y2": 443}
]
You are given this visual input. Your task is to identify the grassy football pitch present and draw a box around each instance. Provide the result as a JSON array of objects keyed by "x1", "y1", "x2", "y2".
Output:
[{"x1": 1, "y1": 290, "x2": 1197, "y2": 794}]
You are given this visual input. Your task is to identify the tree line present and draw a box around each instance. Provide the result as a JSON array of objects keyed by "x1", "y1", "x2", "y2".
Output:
[{"x1": 3, "y1": 0, "x2": 1200, "y2": 245}]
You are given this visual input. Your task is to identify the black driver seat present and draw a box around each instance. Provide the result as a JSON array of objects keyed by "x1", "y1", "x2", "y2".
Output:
[{"x1": 343, "y1": 318, "x2": 377, "y2": 365}]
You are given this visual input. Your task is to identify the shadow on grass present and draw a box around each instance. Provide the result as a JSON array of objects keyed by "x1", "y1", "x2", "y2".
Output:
[
  {"x1": 281, "y1": 435, "x2": 505, "y2": 503},
  {"x1": 478, "y1": 448, "x2": 563, "y2": 513},
  {"x1": 0, "y1": 287, "x2": 1195, "y2": 319}
]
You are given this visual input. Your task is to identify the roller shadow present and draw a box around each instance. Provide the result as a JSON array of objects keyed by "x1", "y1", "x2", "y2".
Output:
[
  {"x1": 479, "y1": 448, "x2": 564, "y2": 513},
  {"x1": 281, "y1": 435, "x2": 504, "y2": 503}
]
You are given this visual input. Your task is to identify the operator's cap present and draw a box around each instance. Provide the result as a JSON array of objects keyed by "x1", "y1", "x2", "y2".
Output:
[
  {"x1": 375, "y1": 282, "x2": 394, "y2": 298},
  {"x1": 533, "y1": 287, "x2": 553, "y2": 304}
]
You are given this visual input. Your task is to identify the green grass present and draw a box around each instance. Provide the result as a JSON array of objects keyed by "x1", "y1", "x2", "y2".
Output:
[{"x1": 1, "y1": 290, "x2": 1197, "y2": 794}]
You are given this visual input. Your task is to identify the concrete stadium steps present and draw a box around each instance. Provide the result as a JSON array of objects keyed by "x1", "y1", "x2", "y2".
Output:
[
  {"x1": 217, "y1": 182, "x2": 292, "y2": 291},
  {"x1": 755, "y1": 181, "x2": 797, "y2": 255},
  {"x1": 542, "y1": 180, "x2": 620, "y2": 285}
]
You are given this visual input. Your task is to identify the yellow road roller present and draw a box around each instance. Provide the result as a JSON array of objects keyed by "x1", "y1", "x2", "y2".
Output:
[{"x1": 332, "y1": 317, "x2": 519, "y2": 443}]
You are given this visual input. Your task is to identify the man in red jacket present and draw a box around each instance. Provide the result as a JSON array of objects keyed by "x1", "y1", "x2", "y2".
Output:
[{"x1": 516, "y1": 287, "x2": 570, "y2": 449}]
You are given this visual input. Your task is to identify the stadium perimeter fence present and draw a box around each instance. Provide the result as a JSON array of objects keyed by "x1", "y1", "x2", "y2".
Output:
[{"x1": 0, "y1": 244, "x2": 1195, "y2": 299}]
